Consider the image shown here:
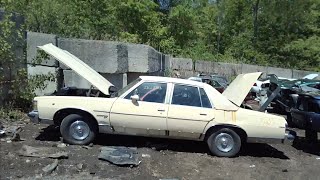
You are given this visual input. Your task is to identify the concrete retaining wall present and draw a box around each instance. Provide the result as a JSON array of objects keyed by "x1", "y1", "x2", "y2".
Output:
[
  {"x1": 25, "y1": 32, "x2": 319, "y2": 96},
  {"x1": 27, "y1": 32, "x2": 167, "y2": 95}
]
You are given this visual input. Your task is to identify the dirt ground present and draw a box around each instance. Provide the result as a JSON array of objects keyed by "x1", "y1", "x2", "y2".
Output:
[{"x1": 1, "y1": 119, "x2": 320, "y2": 180}]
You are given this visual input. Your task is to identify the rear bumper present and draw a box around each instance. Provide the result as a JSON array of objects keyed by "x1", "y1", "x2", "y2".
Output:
[
  {"x1": 28, "y1": 111, "x2": 54, "y2": 125},
  {"x1": 247, "y1": 129, "x2": 296, "y2": 145},
  {"x1": 282, "y1": 129, "x2": 296, "y2": 145}
]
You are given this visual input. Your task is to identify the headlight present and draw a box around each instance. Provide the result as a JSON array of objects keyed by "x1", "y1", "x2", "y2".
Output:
[{"x1": 33, "y1": 100, "x2": 38, "y2": 111}]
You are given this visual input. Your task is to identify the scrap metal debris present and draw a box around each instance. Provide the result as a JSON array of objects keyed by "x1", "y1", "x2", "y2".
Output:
[
  {"x1": 42, "y1": 159, "x2": 59, "y2": 174},
  {"x1": 98, "y1": 146, "x2": 140, "y2": 166},
  {"x1": 0, "y1": 125, "x2": 23, "y2": 141},
  {"x1": 0, "y1": 122, "x2": 5, "y2": 137},
  {"x1": 57, "y1": 143, "x2": 67, "y2": 148},
  {"x1": 76, "y1": 163, "x2": 86, "y2": 171},
  {"x1": 18, "y1": 145, "x2": 68, "y2": 159},
  {"x1": 81, "y1": 145, "x2": 93, "y2": 150},
  {"x1": 142, "y1": 154, "x2": 151, "y2": 158}
]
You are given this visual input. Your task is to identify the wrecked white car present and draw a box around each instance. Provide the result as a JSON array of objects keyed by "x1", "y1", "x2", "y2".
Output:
[{"x1": 28, "y1": 43, "x2": 295, "y2": 157}]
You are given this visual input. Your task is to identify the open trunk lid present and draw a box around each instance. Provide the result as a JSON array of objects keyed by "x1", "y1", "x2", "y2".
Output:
[{"x1": 222, "y1": 72, "x2": 262, "y2": 106}]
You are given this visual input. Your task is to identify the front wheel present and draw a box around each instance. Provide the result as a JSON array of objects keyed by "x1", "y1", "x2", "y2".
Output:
[
  {"x1": 60, "y1": 114, "x2": 97, "y2": 145},
  {"x1": 207, "y1": 128, "x2": 241, "y2": 157}
]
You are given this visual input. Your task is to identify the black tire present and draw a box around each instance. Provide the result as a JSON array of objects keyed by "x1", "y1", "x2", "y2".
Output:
[
  {"x1": 207, "y1": 128, "x2": 241, "y2": 157},
  {"x1": 60, "y1": 114, "x2": 97, "y2": 145}
]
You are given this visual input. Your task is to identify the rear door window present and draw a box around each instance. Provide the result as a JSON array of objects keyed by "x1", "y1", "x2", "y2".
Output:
[
  {"x1": 200, "y1": 88, "x2": 212, "y2": 108},
  {"x1": 172, "y1": 85, "x2": 201, "y2": 107}
]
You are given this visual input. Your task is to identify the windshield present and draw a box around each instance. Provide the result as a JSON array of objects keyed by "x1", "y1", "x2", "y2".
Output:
[
  {"x1": 115, "y1": 78, "x2": 141, "y2": 97},
  {"x1": 211, "y1": 76, "x2": 228, "y2": 87}
]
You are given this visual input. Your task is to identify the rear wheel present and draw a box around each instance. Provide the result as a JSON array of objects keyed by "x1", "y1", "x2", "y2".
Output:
[
  {"x1": 60, "y1": 114, "x2": 97, "y2": 145},
  {"x1": 207, "y1": 128, "x2": 241, "y2": 157}
]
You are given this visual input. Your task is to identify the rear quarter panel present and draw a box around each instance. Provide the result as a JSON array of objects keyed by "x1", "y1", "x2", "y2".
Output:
[{"x1": 206, "y1": 108, "x2": 286, "y2": 139}]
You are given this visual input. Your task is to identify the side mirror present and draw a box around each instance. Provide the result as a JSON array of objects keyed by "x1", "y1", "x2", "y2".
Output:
[{"x1": 130, "y1": 94, "x2": 139, "y2": 102}]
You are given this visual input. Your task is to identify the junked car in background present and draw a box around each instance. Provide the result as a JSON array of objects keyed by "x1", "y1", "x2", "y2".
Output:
[
  {"x1": 189, "y1": 74, "x2": 257, "y2": 109},
  {"x1": 255, "y1": 74, "x2": 320, "y2": 113},
  {"x1": 188, "y1": 75, "x2": 225, "y2": 93},
  {"x1": 28, "y1": 43, "x2": 295, "y2": 157},
  {"x1": 291, "y1": 93, "x2": 320, "y2": 141}
]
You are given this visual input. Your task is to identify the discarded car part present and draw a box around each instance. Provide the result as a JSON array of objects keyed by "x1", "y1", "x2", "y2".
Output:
[
  {"x1": 42, "y1": 159, "x2": 59, "y2": 174},
  {"x1": 98, "y1": 146, "x2": 140, "y2": 166},
  {"x1": 29, "y1": 44, "x2": 290, "y2": 158},
  {"x1": 0, "y1": 126, "x2": 23, "y2": 141},
  {"x1": 258, "y1": 86, "x2": 282, "y2": 112},
  {"x1": 0, "y1": 129, "x2": 5, "y2": 137},
  {"x1": 18, "y1": 145, "x2": 68, "y2": 159},
  {"x1": 0, "y1": 122, "x2": 4, "y2": 137},
  {"x1": 60, "y1": 114, "x2": 98, "y2": 145}
]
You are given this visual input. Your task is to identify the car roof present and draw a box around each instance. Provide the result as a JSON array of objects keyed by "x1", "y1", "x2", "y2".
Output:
[{"x1": 140, "y1": 76, "x2": 206, "y2": 87}]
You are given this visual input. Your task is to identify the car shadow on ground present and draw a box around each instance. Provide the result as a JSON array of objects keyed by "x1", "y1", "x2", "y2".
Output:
[
  {"x1": 35, "y1": 125, "x2": 289, "y2": 159},
  {"x1": 95, "y1": 133, "x2": 289, "y2": 159},
  {"x1": 239, "y1": 143, "x2": 289, "y2": 159},
  {"x1": 292, "y1": 136, "x2": 320, "y2": 156},
  {"x1": 35, "y1": 125, "x2": 61, "y2": 142}
]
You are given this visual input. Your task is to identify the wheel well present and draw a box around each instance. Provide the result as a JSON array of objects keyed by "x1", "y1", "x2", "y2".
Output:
[
  {"x1": 204, "y1": 125, "x2": 248, "y2": 143},
  {"x1": 53, "y1": 108, "x2": 98, "y2": 127}
]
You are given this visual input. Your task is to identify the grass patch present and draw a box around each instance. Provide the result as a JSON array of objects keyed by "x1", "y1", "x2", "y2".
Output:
[{"x1": 0, "y1": 108, "x2": 27, "y2": 122}]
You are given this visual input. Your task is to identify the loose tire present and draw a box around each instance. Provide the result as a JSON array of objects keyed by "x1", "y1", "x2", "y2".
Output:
[
  {"x1": 207, "y1": 128, "x2": 241, "y2": 157},
  {"x1": 60, "y1": 114, "x2": 97, "y2": 145}
]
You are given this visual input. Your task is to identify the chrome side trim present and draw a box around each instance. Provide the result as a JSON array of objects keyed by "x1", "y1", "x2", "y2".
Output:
[
  {"x1": 93, "y1": 110, "x2": 110, "y2": 113},
  {"x1": 247, "y1": 137, "x2": 283, "y2": 144}
]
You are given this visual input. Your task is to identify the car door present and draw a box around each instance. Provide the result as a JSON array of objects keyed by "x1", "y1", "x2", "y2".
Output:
[
  {"x1": 167, "y1": 84, "x2": 215, "y2": 139},
  {"x1": 110, "y1": 81, "x2": 169, "y2": 136}
]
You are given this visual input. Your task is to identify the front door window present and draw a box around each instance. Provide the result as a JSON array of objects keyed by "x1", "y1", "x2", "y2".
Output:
[{"x1": 125, "y1": 82, "x2": 167, "y2": 103}]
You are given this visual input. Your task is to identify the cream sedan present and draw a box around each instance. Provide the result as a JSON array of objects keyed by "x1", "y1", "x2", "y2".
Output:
[{"x1": 28, "y1": 44, "x2": 295, "y2": 157}]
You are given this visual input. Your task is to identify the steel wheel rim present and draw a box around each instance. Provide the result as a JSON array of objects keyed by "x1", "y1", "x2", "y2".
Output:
[
  {"x1": 69, "y1": 120, "x2": 90, "y2": 140},
  {"x1": 214, "y1": 133, "x2": 234, "y2": 152}
]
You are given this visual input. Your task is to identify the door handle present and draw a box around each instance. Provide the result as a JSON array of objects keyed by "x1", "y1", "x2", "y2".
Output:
[
  {"x1": 200, "y1": 113, "x2": 207, "y2": 116},
  {"x1": 158, "y1": 108, "x2": 165, "y2": 112}
]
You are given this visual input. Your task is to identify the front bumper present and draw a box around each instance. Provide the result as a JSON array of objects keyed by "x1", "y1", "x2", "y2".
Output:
[
  {"x1": 282, "y1": 129, "x2": 296, "y2": 145},
  {"x1": 28, "y1": 111, "x2": 54, "y2": 125}
]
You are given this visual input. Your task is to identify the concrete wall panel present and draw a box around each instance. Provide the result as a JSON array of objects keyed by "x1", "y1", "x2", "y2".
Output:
[
  {"x1": 292, "y1": 70, "x2": 319, "y2": 79},
  {"x1": 63, "y1": 70, "x2": 91, "y2": 89},
  {"x1": 27, "y1": 65, "x2": 57, "y2": 95},
  {"x1": 170, "y1": 58, "x2": 193, "y2": 71},
  {"x1": 241, "y1": 64, "x2": 267, "y2": 74},
  {"x1": 58, "y1": 38, "x2": 126, "y2": 73},
  {"x1": 27, "y1": 32, "x2": 57, "y2": 66},
  {"x1": 195, "y1": 61, "x2": 215, "y2": 73},
  {"x1": 212, "y1": 62, "x2": 242, "y2": 79},
  {"x1": 267, "y1": 67, "x2": 292, "y2": 78}
]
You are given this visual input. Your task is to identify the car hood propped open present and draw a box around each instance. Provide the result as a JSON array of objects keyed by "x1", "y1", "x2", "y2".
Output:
[
  {"x1": 38, "y1": 43, "x2": 114, "y2": 95},
  {"x1": 223, "y1": 72, "x2": 262, "y2": 106}
]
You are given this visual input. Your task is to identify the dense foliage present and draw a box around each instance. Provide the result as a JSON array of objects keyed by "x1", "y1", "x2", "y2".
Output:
[
  {"x1": 0, "y1": 12, "x2": 55, "y2": 109},
  {"x1": 1, "y1": 0, "x2": 320, "y2": 71}
]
